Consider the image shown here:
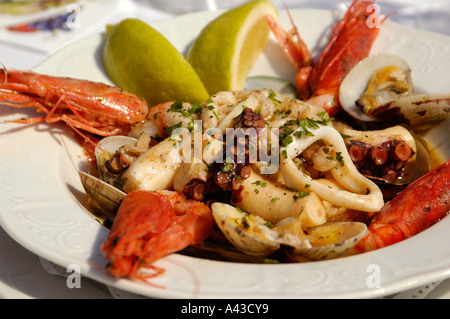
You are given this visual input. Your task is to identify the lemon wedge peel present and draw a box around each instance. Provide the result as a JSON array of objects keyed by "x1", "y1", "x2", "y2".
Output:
[
  {"x1": 187, "y1": 0, "x2": 279, "y2": 95},
  {"x1": 103, "y1": 18, "x2": 210, "y2": 107}
]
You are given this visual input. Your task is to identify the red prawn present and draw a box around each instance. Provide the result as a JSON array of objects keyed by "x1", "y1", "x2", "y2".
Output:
[
  {"x1": 266, "y1": 0, "x2": 387, "y2": 116},
  {"x1": 100, "y1": 190, "x2": 213, "y2": 280},
  {"x1": 0, "y1": 67, "x2": 148, "y2": 137},
  {"x1": 351, "y1": 159, "x2": 450, "y2": 253}
]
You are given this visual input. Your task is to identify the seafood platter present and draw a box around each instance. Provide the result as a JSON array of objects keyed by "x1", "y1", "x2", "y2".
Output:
[{"x1": 0, "y1": 1, "x2": 449, "y2": 298}]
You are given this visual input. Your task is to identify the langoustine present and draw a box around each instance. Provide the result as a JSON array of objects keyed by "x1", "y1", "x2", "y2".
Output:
[
  {"x1": 0, "y1": 67, "x2": 148, "y2": 137},
  {"x1": 100, "y1": 189, "x2": 212, "y2": 280},
  {"x1": 351, "y1": 159, "x2": 450, "y2": 253},
  {"x1": 266, "y1": 0, "x2": 385, "y2": 116}
]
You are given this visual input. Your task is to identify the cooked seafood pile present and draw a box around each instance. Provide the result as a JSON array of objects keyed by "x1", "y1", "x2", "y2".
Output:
[
  {"x1": 96, "y1": 90, "x2": 382, "y2": 260},
  {"x1": 1, "y1": 0, "x2": 449, "y2": 282},
  {"x1": 87, "y1": 37, "x2": 449, "y2": 278},
  {"x1": 92, "y1": 84, "x2": 448, "y2": 277}
]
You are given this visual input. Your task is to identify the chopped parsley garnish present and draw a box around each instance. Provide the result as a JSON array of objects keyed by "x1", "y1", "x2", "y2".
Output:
[
  {"x1": 264, "y1": 221, "x2": 274, "y2": 228},
  {"x1": 188, "y1": 102, "x2": 203, "y2": 114},
  {"x1": 268, "y1": 89, "x2": 281, "y2": 105},
  {"x1": 251, "y1": 180, "x2": 267, "y2": 188},
  {"x1": 279, "y1": 115, "x2": 331, "y2": 147},
  {"x1": 316, "y1": 111, "x2": 334, "y2": 125},
  {"x1": 168, "y1": 101, "x2": 202, "y2": 118},
  {"x1": 166, "y1": 122, "x2": 182, "y2": 136},
  {"x1": 336, "y1": 152, "x2": 344, "y2": 166},
  {"x1": 293, "y1": 191, "x2": 310, "y2": 201},
  {"x1": 281, "y1": 135, "x2": 294, "y2": 147},
  {"x1": 222, "y1": 162, "x2": 233, "y2": 172}
]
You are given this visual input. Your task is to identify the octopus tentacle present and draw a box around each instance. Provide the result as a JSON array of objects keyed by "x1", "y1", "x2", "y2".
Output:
[{"x1": 280, "y1": 125, "x2": 384, "y2": 213}]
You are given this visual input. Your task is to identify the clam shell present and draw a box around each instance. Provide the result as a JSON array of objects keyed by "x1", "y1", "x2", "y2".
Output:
[
  {"x1": 339, "y1": 53, "x2": 413, "y2": 122},
  {"x1": 78, "y1": 171, "x2": 126, "y2": 221},
  {"x1": 370, "y1": 93, "x2": 450, "y2": 130},
  {"x1": 212, "y1": 202, "x2": 368, "y2": 261},
  {"x1": 288, "y1": 222, "x2": 367, "y2": 261},
  {"x1": 211, "y1": 202, "x2": 280, "y2": 257},
  {"x1": 339, "y1": 53, "x2": 450, "y2": 128},
  {"x1": 95, "y1": 135, "x2": 138, "y2": 187},
  {"x1": 95, "y1": 135, "x2": 138, "y2": 159}
]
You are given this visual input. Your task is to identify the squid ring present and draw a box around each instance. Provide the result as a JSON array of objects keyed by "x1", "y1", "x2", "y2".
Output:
[{"x1": 280, "y1": 125, "x2": 384, "y2": 213}]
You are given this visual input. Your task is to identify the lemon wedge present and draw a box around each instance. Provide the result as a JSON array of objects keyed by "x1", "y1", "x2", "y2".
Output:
[
  {"x1": 187, "y1": 0, "x2": 278, "y2": 95},
  {"x1": 103, "y1": 18, "x2": 210, "y2": 107}
]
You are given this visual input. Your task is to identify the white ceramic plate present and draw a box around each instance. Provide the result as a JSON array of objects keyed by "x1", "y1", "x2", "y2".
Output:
[{"x1": 0, "y1": 9, "x2": 449, "y2": 299}]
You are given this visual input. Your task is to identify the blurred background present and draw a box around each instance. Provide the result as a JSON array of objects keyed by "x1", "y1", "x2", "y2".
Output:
[
  {"x1": 138, "y1": 0, "x2": 450, "y2": 35},
  {"x1": 1, "y1": 0, "x2": 450, "y2": 69}
]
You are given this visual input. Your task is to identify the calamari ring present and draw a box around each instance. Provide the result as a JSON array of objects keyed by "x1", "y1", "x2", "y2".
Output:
[{"x1": 280, "y1": 125, "x2": 384, "y2": 213}]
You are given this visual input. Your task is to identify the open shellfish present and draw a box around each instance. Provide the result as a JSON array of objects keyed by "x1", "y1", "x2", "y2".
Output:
[
  {"x1": 211, "y1": 202, "x2": 367, "y2": 260},
  {"x1": 339, "y1": 53, "x2": 450, "y2": 129},
  {"x1": 95, "y1": 135, "x2": 141, "y2": 188},
  {"x1": 78, "y1": 171, "x2": 126, "y2": 224}
]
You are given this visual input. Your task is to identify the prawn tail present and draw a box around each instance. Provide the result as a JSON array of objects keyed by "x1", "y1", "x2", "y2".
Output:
[{"x1": 351, "y1": 159, "x2": 450, "y2": 254}]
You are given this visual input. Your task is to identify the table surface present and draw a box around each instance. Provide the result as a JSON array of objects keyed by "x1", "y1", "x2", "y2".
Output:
[{"x1": 0, "y1": 0, "x2": 449, "y2": 299}]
